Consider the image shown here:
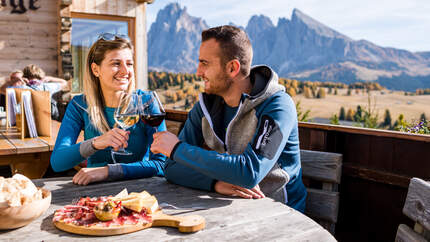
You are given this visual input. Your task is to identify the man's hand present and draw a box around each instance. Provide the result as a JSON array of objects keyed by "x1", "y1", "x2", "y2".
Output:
[
  {"x1": 214, "y1": 181, "x2": 265, "y2": 199},
  {"x1": 150, "y1": 131, "x2": 180, "y2": 158},
  {"x1": 72, "y1": 167, "x2": 108, "y2": 185},
  {"x1": 92, "y1": 128, "x2": 129, "y2": 151}
]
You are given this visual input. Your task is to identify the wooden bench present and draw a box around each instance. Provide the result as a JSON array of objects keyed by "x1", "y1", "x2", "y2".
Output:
[
  {"x1": 395, "y1": 178, "x2": 430, "y2": 242},
  {"x1": 301, "y1": 150, "x2": 343, "y2": 235}
]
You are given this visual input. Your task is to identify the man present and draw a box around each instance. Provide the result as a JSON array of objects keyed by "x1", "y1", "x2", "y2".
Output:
[
  {"x1": 0, "y1": 70, "x2": 27, "y2": 107},
  {"x1": 22, "y1": 64, "x2": 68, "y2": 121},
  {"x1": 22, "y1": 64, "x2": 68, "y2": 90},
  {"x1": 151, "y1": 25, "x2": 306, "y2": 212}
]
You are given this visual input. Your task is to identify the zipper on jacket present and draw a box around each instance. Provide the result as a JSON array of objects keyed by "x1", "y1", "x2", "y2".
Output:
[
  {"x1": 225, "y1": 99, "x2": 244, "y2": 153},
  {"x1": 198, "y1": 93, "x2": 225, "y2": 146}
]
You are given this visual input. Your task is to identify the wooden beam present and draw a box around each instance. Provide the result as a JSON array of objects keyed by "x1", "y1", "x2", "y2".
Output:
[
  {"x1": 299, "y1": 122, "x2": 430, "y2": 143},
  {"x1": 342, "y1": 163, "x2": 411, "y2": 188},
  {"x1": 136, "y1": 0, "x2": 154, "y2": 3},
  {"x1": 165, "y1": 109, "x2": 188, "y2": 123}
]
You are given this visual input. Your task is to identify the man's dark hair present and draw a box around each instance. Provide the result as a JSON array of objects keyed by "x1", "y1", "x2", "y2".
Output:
[{"x1": 202, "y1": 25, "x2": 253, "y2": 76}]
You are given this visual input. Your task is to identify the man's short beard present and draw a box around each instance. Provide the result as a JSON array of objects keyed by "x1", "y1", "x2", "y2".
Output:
[{"x1": 207, "y1": 71, "x2": 232, "y2": 95}]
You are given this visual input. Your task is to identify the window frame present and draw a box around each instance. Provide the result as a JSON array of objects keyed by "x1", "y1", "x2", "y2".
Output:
[{"x1": 70, "y1": 12, "x2": 136, "y2": 92}]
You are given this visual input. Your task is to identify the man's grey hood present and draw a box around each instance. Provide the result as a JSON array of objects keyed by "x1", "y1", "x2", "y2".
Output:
[
  {"x1": 198, "y1": 65, "x2": 286, "y2": 153},
  {"x1": 239, "y1": 65, "x2": 285, "y2": 114},
  {"x1": 199, "y1": 65, "x2": 285, "y2": 118}
]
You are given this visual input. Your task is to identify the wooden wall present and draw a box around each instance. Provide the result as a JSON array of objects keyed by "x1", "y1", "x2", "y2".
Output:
[
  {"x1": 298, "y1": 122, "x2": 430, "y2": 242},
  {"x1": 0, "y1": 0, "x2": 58, "y2": 82},
  {"x1": 71, "y1": 0, "x2": 140, "y2": 17},
  {"x1": 0, "y1": 0, "x2": 149, "y2": 90}
]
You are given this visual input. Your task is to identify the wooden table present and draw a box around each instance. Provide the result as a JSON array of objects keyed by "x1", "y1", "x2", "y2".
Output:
[
  {"x1": 1, "y1": 177, "x2": 335, "y2": 241},
  {"x1": 0, "y1": 121, "x2": 63, "y2": 178}
]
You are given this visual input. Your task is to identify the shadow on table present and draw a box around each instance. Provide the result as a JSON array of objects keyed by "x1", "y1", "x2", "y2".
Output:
[
  {"x1": 40, "y1": 213, "x2": 86, "y2": 238},
  {"x1": 33, "y1": 177, "x2": 235, "y2": 211}
]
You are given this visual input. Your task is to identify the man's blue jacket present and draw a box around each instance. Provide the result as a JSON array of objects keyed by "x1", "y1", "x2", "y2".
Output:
[{"x1": 165, "y1": 65, "x2": 307, "y2": 212}]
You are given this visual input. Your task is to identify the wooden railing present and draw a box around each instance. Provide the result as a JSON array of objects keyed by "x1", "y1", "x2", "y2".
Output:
[{"x1": 164, "y1": 109, "x2": 430, "y2": 242}]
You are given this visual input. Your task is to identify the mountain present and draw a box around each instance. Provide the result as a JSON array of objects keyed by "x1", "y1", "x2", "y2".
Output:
[
  {"x1": 148, "y1": 4, "x2": 430, "y2": 91},
  {"x1": 147, "y1": 3, "x2": 208, "y2": 73},
  {"x1": 245, "y1": 9, "x2": 430, "y2": 91}
]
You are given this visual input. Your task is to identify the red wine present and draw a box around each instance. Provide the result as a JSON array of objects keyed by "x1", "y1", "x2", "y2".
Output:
[{"x1": 141, "y1": 113, "x2": 166, "y2": 127}]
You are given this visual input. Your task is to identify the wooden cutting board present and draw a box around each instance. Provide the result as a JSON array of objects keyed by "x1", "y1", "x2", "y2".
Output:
[{"x1": 53, "y1": 210, "x2": 205, "y2": 236}]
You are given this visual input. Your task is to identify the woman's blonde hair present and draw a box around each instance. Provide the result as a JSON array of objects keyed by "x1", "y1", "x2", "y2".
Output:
[{"x1": 84, "y1": 37, "x2": 135, "y2": 134}]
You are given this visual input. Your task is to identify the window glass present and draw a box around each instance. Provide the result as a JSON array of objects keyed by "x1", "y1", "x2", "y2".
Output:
[{"x1": 71, "y1": 18, "x2": 128, "y2": 92}]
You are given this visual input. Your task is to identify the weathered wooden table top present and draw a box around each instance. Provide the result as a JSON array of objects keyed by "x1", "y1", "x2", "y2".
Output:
[
  {"x1": 0, "y1": 121, "x2": 61, "y2": 155},
  {"x1": 0, "y1": 177, "x2": 336, "y2": 241}
]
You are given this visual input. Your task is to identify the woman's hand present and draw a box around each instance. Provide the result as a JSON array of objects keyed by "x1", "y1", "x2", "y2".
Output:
[
  {"x1": 72, "y1": 167, "x2": 109, "y2": 185},
  {"x1": 92, "y1": 128, "x2": 130, "y2": 151},
  {"x1": 214, "y1": 181, "x2": 265, "y2": 199}
]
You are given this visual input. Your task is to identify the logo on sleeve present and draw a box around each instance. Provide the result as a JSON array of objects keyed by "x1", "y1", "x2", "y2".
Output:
[{"x1": 252, "y1": 115, "x2": 283, "y2": 159}]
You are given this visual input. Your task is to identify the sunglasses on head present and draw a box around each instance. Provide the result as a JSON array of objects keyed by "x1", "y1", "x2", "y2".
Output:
[{"x1": 97, "y1": 33, "x2": 130, "y2": 41}]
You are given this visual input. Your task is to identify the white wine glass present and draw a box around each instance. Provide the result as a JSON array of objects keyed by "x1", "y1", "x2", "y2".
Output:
[
  {"x1": 140, "y1": 91, "x2": 166, "y2": 132},
  {"x1": 111, "y1": 92, "x2": 140, "y2": 158}
]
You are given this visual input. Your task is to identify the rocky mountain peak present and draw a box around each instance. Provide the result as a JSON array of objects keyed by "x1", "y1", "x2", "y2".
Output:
[
  {"x1": 291, "y1": 8, "x2": 350, "y2": 40},
  {"x1": 148, "y1": 4, "x2": 430, "y2": 91},
  {"x1": 148, "y1": 3, "x2": 208, "y2": 73}
]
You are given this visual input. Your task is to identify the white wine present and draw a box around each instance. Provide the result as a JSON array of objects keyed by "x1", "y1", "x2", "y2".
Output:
[{"x1": 114, "y1": 114, "x2": 139, "y2": 130}]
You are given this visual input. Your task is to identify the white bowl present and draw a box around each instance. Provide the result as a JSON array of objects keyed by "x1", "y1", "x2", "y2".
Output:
[{"x1": 0, "y1": 188, "x2": 51, "y2": 229}]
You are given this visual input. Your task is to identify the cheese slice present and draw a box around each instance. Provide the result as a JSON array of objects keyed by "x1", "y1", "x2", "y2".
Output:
[
  {"x1": 121, "y1": 197, "x2": 144, "y2": 212},
  {"x1": 112, "y1": 190, "x2": 150, "y2": 202},
  {"x1": 114, "y1": 188, "x2": 128, "y2": 199},
  {"x1": 130, "y1": 191, "x2": 150, "y2": 199},
  {"x1": 141, "y1": 196, "x2": 158, "y2": 214},
  {"x1": 121, "y1": 195, "x2": 158, "y2": 213}
]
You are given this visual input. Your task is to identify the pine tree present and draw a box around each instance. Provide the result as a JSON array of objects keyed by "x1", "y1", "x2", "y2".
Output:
[
  {"x1": 184, "y1": 98, "x2": 190, "y2": 109},
  {"x1": 381, "y1": 109, "x2": 392, "y2": 128},
  {"x1": 311, "y1": 86, "x2": 317, "y2": 98},
  {"x1": 420, "y1": 113, "x2": 427, "y2": 122},
  {"x1": 180, "y1": 78, "x2": 184, "y2": 89},
  {"x1": 303, "y1": 86, "x2": 312, "y2": 98},
  {"x1": 330, "y1": 114, "x2": 339, "y2": 125},
  {"x1": 287, "y1": 87, "x2": 296, "y2": 97},
  {"x1": 346, "y1": 108, "x2": 355, "y2": 121},
  {"x1": 393, "y1": 114, "x2": 407, "y2": 131},
  {"x1": 354, "y1": 105, "x2": 362, "y2": 122},
  {"x1": 339, "y1": 107, "x2": 346, "y2": 120},
  {"x1": 316, "y1": 88, "x2": 326, "y2": 98}
]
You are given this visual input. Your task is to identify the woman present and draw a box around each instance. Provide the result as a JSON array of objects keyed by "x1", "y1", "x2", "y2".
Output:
[{"x1": 50, "y1": 34, "x2": 166, "y2": 185}]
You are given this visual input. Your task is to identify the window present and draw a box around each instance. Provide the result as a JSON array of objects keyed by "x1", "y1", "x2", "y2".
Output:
[{"x1": 70, "y1": 13, "x2": 134, "y2": 92}]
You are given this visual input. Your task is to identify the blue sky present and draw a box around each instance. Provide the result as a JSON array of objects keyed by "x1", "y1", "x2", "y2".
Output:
[{"x1": 146, "y1": 0, "x2": 430, "y2": 52}]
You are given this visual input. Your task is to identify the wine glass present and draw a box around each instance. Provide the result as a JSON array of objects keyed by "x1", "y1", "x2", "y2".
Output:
[
  {"x1": 111, "y1": 92, "x2": 140, "y2": 158},
  {"x1": 140, "y1": 91, "x2": 166, "y2": 132}
]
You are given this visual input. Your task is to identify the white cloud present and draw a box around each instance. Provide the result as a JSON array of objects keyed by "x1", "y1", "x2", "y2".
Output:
[{"x1": 146, "y1": 0, "x2": 430, "y2": 51}]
